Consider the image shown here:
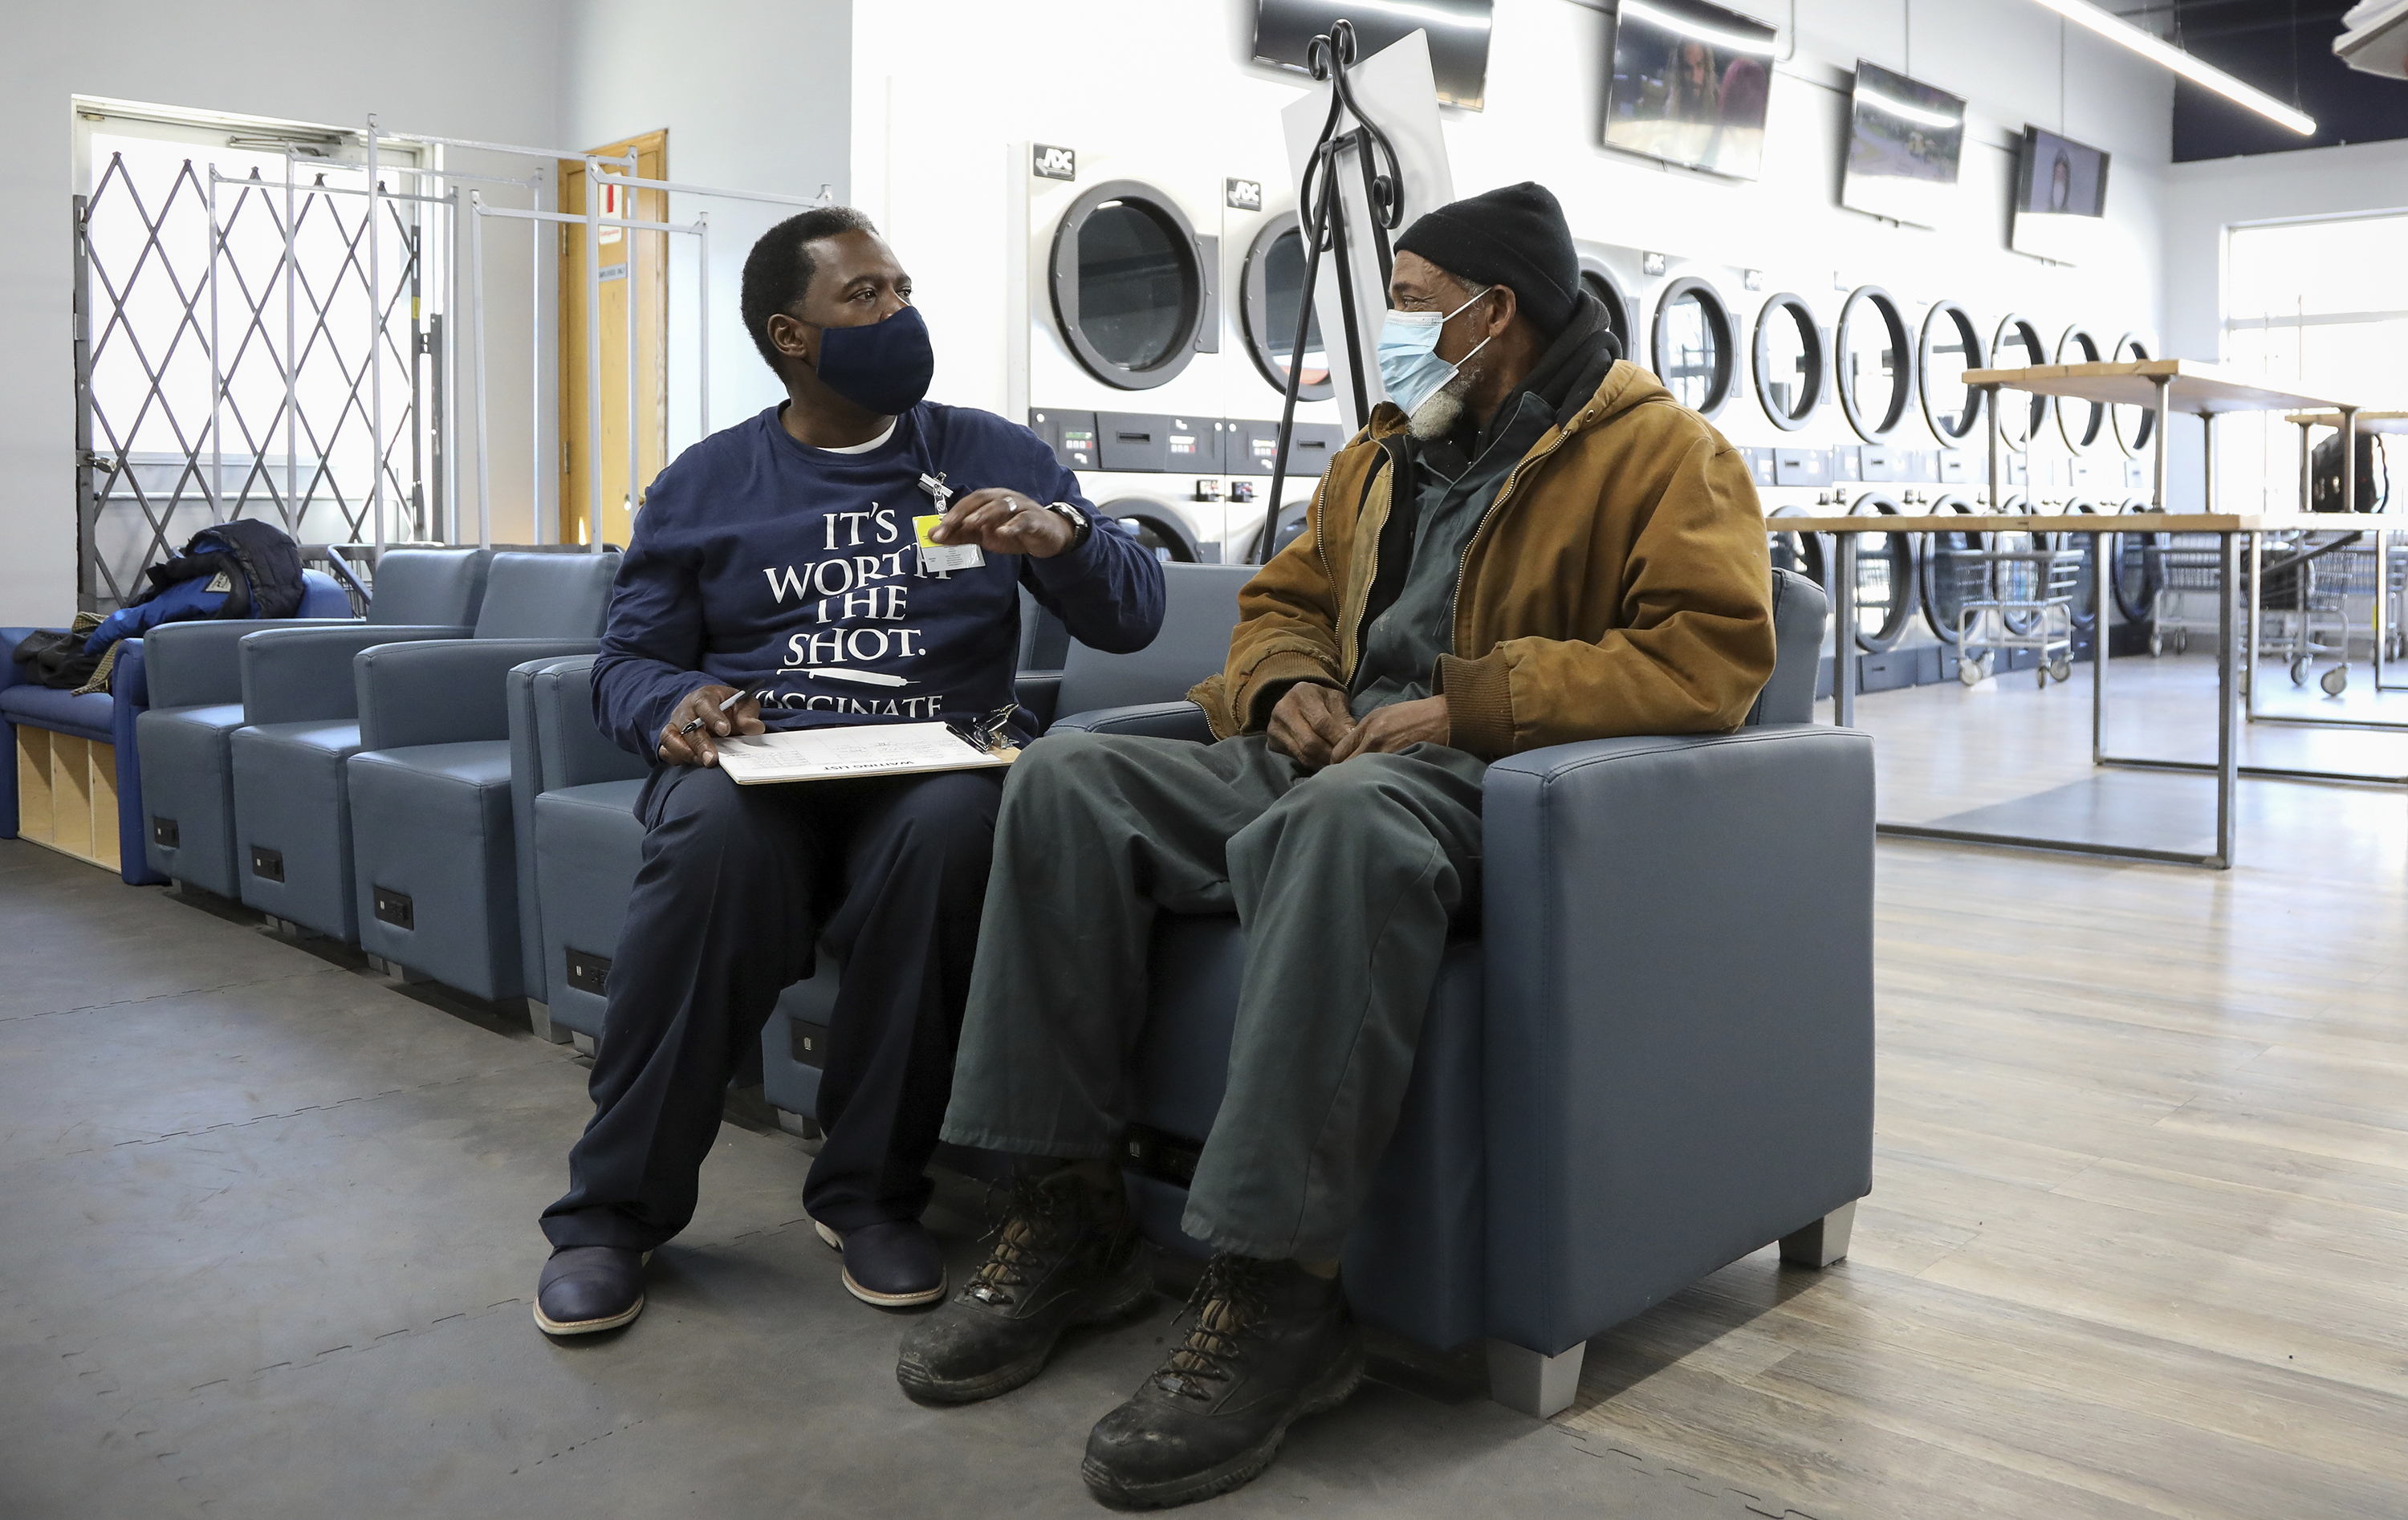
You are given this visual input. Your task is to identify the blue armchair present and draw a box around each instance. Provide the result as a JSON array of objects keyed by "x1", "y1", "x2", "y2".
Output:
[
  {"x1": 1051, "y1": 567, "x2": 1871, "y2": 1418},
  {"x1": 340, "y1": 552, "x2": 620, "y2": 999},
  {"x1": 514, "y1": 561, "x2": 1865, "y2": 1420},
  {"x1": 136, "y1": 551, "x2": 492, "y2": 898},
  {"x1": 515, "y1": 656, "x2": 649, "y2": 1042},
  {"x1": 228, "y1": 551, "x2": 613, "y2": 943},
  {"x1": 514, "y1": 660, "x2": 859, "y2": 1051},
  {"x1": 758, "y1": 563, "x2": 1255, "y2": 1120},
  {"x1": 2, "y1": 571, "x2": 353, "y2": 884},
  {"x1": 514, "y1": 563, "x2": 1256, "y2": 1077}
]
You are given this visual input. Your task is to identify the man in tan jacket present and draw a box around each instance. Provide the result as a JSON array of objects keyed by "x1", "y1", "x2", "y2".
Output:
[{"x1": 901, "y1": 183, "x2": 1775, "y2": 1507}]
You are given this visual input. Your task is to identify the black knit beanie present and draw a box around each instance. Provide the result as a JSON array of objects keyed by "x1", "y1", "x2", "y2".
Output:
[{"x1": 1393, "y1": 182, "x2": 1580, "y2": 337}]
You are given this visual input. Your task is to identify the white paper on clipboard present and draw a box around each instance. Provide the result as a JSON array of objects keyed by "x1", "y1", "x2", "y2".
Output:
[{"x1": 713, "y1": 723, "x2": 1017, "y2": 785}]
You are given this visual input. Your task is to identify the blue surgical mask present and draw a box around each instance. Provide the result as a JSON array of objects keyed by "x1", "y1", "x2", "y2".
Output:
[
  {"x1": 814, "y1": 302, "x2": 934, "y2": 415},
  {"x1": 1376, "y1": 286, "x2": 1494, "y2": 419}
]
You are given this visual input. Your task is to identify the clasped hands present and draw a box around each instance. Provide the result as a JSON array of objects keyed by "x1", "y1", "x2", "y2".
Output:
[{"x1": 1265, "y1": 684, "x2": 1450, "y2": 771}]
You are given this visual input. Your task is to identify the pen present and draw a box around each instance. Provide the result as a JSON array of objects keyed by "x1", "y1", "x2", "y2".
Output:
[{"x1": 679, "y1": 689, "x2": 747, "y2": 738}]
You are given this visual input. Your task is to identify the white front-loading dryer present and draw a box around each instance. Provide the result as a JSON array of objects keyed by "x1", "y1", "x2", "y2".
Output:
[
  {"x1": 1023, "y1": 144, "x2": 1225, "y2": 562},
  {"x1": 1019, "y1": 144, "x2": 1351, "y2": 566},
  {"x1": 1020, "y1": 144, "x2": 1237, "y2": 563},
  {"x1": 1222, "y1": 175, "x2": 1348, "y2": 562}
]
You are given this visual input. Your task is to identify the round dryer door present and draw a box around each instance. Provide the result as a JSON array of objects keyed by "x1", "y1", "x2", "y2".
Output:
[
  {"x1": 2112, "y1": 499, "x2": 2166, "y2": 628},
  {"x1": 1846, "y1": 492, "x2": 1918, "y2": 651},
  {"x1": 1918, "y1": 303, "x2": 1985, "y2": 444},
  {"x1": 1049, "y1": 180, "x2": 1207, "y2": 391},
  {"x1": 1837, "y1": 287, "x2": 1913, "y2": 442},
  {"x1": 2054, "y1": 327, "x2": 2107, "y2": 450},
  {"x1": 1918, "y1": 495, "x2": 1985, "y2": 644},
  {"x1": 2109, "y1": 333, "x2": 2157, "y2": 456},
  {"x1": 1766, "y1": 506, "x2": 1825, "y2": 589},
  {"x1": 1985, "y1": 496, "x2": 2046, "y2": 637},
  {"x1": 1239, "y1": 213, "x2": 1333, "y2": 401},
  {"x1": 1578, "y1": 259, "x2": 1637, "y2": 361},
  {"x1": 1752, "y1": 293, "x2": 1826, "y2": 431},
  {"x1": 1991, "y1": 315, "x2": 2048, "y2": 450},
  {"x1": 2048, "y1": 499, "x2": 2102, "y2": 632},
  {"x1": 1100, "y1": 498, "x2": 1203, "y2": 563},
  {"x1": 1650, "y1": 277, "x2": 1735, "y2": 417},
  {"x1": 1268, "y1": 502, "x2": 1311, "y2": 559}
]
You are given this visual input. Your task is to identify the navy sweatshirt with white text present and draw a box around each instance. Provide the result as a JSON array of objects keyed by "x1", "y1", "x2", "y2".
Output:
[{"x1": 591, "y1": 402, "x2": 1165, "y2": 757}]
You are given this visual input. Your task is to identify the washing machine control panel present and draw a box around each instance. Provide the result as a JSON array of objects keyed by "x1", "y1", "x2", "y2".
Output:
[{"x1": 1028, "y1": 409, "x2": 1346, "y2": 481}]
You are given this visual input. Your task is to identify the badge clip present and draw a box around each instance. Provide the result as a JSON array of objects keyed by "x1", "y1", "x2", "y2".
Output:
[{"x1": 913, "y1": 471, "x2": 983, "y2": 573}]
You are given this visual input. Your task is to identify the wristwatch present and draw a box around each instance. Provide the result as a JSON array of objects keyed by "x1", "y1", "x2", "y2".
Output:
[{"x1": 1041, "y1": 499, "x2": 1092, "y2": 549}]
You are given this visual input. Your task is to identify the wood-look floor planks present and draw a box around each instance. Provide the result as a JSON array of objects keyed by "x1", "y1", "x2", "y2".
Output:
[{"x1": 1564, "y1": 651, "x2": 2408, "y2": 1520}]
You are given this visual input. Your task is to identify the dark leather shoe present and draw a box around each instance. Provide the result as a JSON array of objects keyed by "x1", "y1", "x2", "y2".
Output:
[
  {"x1": 814, "y1": 1217, "x2": 947, "y2": 1309},
  {"x1": 895, "y1": 1168, "x2": 1150, "y2": 1406},
  {"x1": 533, "y1": 1245, "x2": 648, "y2": 1335},
  {"x1": 1081, "y1": 1255, "x2": 1364, "y2": 1509}
]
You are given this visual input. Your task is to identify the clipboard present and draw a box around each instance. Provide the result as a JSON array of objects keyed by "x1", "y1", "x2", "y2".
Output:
[{"x1": 712, "y1": 721, "x2": 1019, "y2": 786}]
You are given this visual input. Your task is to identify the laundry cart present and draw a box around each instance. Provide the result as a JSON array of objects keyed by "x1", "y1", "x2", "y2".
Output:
[
  {"x1": 1956, "y1": 536, "x2": 2081, "y2": 687},
  {"x1": 2154, "y1": 529, "x2": 2377, "y2": 694},
  {"x1": 2255, "y1": 530, "x2": 2373, "y2": 695},
  {"x1": 2151, "y1": 530, "x2": 2225, "y2": 656}
]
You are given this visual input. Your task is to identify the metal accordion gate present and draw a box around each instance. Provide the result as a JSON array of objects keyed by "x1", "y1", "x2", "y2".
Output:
[{"x1": 72, "y1": 131, "x2": 437, "y2": 612}]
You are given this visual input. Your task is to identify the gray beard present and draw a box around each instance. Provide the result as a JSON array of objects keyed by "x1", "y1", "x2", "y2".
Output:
[{"x1": 1405, "y1": 369, "x2": 1476, "y2": 441}]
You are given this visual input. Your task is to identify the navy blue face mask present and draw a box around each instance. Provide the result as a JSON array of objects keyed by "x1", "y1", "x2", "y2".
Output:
[{"x1": 813, "y1": 303, "x2": 934, "y2": 415}]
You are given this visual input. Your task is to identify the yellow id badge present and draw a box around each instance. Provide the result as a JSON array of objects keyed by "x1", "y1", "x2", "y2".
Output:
[{"x1": 914, "y1": 514, "x2": 984, "y2": 572}]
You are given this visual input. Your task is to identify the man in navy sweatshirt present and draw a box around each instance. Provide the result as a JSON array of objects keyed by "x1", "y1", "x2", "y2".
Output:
[{"x1": 533, "y1": 207, "x2": 1164, "y2": 1337}]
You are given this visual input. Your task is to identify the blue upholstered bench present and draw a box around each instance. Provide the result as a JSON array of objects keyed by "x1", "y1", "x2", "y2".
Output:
[{"x1": 2, "y1": 568, "x2": 352, "y2": 883}]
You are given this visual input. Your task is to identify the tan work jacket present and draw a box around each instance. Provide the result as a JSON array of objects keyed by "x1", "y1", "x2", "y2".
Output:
[{"x1": 1191, "y1": 362, "x2": 1777, "y2": 758}]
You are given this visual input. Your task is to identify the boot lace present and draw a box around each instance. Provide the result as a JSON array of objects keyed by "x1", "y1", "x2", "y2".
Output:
[
  {"x1": 962, "y1": 1173, "x2": 1081, "y2": 1308},
  {"x1": 1150, "y1": 1255, "x2": 1275, "y2": 1402}
]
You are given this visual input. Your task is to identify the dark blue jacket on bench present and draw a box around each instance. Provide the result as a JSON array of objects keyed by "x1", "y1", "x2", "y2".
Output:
[{"x1": 4, "y1": 569, "x2": 352, "y2": 884}]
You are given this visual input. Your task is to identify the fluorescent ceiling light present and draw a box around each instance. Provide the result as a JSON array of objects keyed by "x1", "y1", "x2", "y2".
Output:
[
  {"x1": 1857, "y1": 86, "x2": 1963, "y2": 130},
  {"x1": 1621, "y1": 0, "x2": 1779, "y2": 59},
  {"x1": 2025, "y1": 0, "x2": 2317, "y2": 134},
  {"x1": 1339, "y1": 0, "x2": 1492, "y2": 32}
]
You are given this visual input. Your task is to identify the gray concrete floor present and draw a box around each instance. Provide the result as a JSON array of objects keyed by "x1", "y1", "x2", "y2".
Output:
[{"x1": 0, "y1": 839, "x2": 1807, "y2": 1519}]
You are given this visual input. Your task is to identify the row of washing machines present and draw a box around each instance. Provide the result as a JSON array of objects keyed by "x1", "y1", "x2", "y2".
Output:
[{"x1": 1019, "y1": 142, "x2": 2164, "y2": 593}]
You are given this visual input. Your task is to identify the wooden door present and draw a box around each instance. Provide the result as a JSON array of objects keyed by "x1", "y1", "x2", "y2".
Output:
[{"x1": 559, "y1": 129, "x2": 669, "y2": 549}]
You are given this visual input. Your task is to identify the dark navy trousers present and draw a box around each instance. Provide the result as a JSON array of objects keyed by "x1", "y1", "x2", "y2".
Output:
[{"x1": 542, "y1": 761, "x2": 1002, "y2": 1251}]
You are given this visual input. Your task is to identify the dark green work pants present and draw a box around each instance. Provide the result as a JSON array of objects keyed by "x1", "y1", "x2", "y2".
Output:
[{"x1": 939, "y1": 730, "x2": 1487, "y2": 1260}]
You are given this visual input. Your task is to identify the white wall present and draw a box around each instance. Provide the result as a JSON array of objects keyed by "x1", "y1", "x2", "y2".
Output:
[
  {"x1": 563, "y1": 0, "x2": 853, "y2": 469},
  {"x1": 0, "y1": 0, "x2": 567, "y2": 625},
  {"x1": 2159, "y1": 137, "x2": 2408, "y2": 508},
  {"x1": 848, "y1": 0, "x2": 2172, "y2": 465},
  {"x1": 0, "y1": 0, "x2": 2187, "y2": 627}
]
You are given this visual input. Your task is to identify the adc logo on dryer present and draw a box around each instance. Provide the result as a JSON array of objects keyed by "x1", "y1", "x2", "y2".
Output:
[
  {"x1": 1032, "y1": 144, "x2": 1076, "y2": 181},
  {"x1": 1225, "y1": 178, "x2": 1263, "y2": 211}
]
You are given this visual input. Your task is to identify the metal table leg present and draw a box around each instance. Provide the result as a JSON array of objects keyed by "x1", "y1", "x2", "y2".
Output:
[
  {"x1": 1833, "y1": 530, "x2": 1856, "y2": 728},
  {"x1": 2297, "y1": 418, "x2": 2315, "y2": 513},
  {"x1": 2247, "y1": 521, "x2": 2262, "y2": 721},
  {"x1": 2101, "y1": 506, "x2": 2408, "y2": 782},
  {"x1": 2343, "y1": 405, "x2": 2359, "y2": 515},
  {"x1": 2380, "y1": 522, "x2": 2398, "y2": 690},
  {"x1": 1893, "y1": 525, "x2": 2241, "y2": 866},
  {"x1": 2110, "y1": 398, "x2": 2404, "y2": 778},
  {"x1": 2092, "y1": 520, "x2": 2108, "y2": 766},
  {"x1": 2215, "y1": 530, "x2": 2240, "y2": 868}
]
